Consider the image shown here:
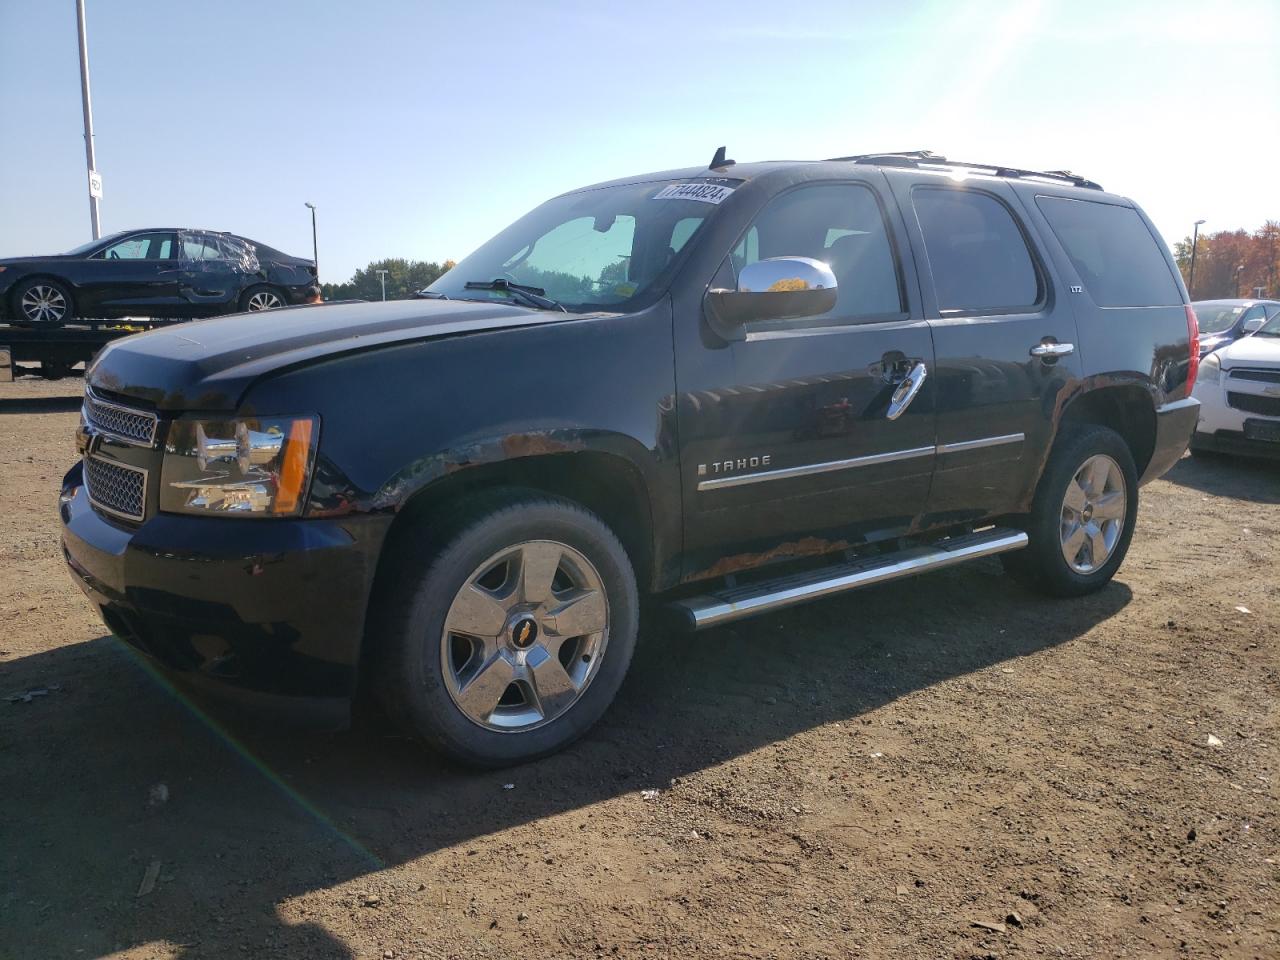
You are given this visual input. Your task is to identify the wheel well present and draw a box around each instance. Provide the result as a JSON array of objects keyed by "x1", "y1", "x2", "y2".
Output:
[
  {"x1": 240, "y1": 283, "x2": 284, "y2": 303},
  {"x1": 373, "y1": 451, "x2": 655, "y2": 595},
  {"x1": 1060, "y1": 385, "x2": 1156, "y2": 476}
]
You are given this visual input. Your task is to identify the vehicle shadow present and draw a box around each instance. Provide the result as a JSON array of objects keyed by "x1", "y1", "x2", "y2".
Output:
[
  {"x1": 1161, "y1": 451, "x2": 1280, "y2": 504},
  {"x1": 2, "y1": 561, "x2": 1132, "y2": 958},
  {"x1": 0, "y1": 395, "x2": 82, "y2": 414}
]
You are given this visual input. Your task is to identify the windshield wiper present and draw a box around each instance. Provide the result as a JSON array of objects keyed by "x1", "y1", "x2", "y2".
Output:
[{"x1": 463, "y1": 279, "x2": 566, "y2": 312}]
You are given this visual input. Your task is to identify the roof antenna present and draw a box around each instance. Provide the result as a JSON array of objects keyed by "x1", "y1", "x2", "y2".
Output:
[{"x1": 709, "y1": 146, "x2": 734, "y2": 170}]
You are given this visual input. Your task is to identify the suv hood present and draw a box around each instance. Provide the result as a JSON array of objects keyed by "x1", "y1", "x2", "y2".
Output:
[
  {"x1": 88, "y1": 299, "x2": 583, "y2": 411},
  {"x1": 1218, "y1": 334, "x2": 1280, "y2": 368}
]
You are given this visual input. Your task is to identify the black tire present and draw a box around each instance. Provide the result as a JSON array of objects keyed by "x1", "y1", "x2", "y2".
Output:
[
  {"x1": 12, "y1": 277, "x2": 74, "y2": 326},
  {"x1": 238, "y1": 285, "x2": 288, "y2": 312},
  {"x1": 372, "y1": 490, "x2": 639, "y2": 767},
  {"x1": 1002, "y1": 424, "x2": 1139, "y2": 597}
]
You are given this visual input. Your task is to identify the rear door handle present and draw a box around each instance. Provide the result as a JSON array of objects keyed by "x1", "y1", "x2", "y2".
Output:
[
  {"x1": 1030, "y1": 341, "x2": 1074, "y2": 359},
  {"x1": 886, "y1": 361, "x2": 928, "y2": 420}
]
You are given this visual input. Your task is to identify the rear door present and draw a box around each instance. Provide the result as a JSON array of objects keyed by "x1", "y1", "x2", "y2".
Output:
[
  {"x1": 676, "y1": 177, "x2": 937, "y2": 579},
  {"x1": 178, "y1": 232, "x2": 246, "y2": 315},
  {"x1": 1023, "y1": 189, "x2": 1191, "y2": 405},
  {"x1": 883, "y1": 170, "x2": 1083, "y2": 526}
]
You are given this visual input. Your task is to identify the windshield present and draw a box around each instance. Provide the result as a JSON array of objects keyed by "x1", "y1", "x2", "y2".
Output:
[
  {"x1": 63, "y1": 231, "x2": 129, "y2": 256},
  {"x1": 1193, "y1": 302, "x2": 1244, "y2": 336},
  {"x1": 424, "y1": 179, "x2": 739, "y2": 311},
  {"x1": 1255, "y1": 313, "x2": 1280, "y2": 337}
]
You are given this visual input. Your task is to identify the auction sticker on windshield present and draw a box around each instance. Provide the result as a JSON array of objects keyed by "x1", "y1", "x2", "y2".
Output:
[{"x1": 652, "y1": 183, "x2": 735, "y2": 204}]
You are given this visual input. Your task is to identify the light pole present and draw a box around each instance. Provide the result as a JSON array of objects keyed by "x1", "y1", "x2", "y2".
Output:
[
  {"x1": 304, "y1": 202, "x2": 318, "y2": 282},
  {"x1": 1188, "y1": 219, "x2": 1205, "y2": 298},
  {"x1": 75, "y1": 0, "x2": 101, "y2": 239},
  {"x1": 376, "y1": 269, "x2": 389, "y2": 301},
  {"x1": 1235, "y1": 264, "x2": 1245, "y2": 298}
]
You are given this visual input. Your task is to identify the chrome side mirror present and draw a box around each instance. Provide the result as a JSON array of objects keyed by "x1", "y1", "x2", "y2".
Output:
[
  {"x1": 706, "y1": 257, "x2": 838, "y2": 328},
  {"x1": 1243, "y1": 317, "x2": 1266, "y2": 334}
]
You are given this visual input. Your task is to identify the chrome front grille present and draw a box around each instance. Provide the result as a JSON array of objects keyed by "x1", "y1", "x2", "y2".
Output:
[
  {"x1": 83, "y1": 390, "x2": 158, "y2": 447},
  {"x1": 84, "y1": 455, "x2": 147, "y2": 522}
]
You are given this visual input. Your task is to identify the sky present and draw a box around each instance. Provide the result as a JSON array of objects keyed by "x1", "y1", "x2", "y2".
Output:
[{"x1": 1, "y1": 0, "x2": 1277, "y2": 284}]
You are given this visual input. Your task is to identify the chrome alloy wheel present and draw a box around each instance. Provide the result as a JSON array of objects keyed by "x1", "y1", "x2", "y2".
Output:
[
  {"x1": 1060, "y1": 453, "x2": 1127, "y2": 574},
  {"x1": 246, "y1": 290, "x2": 284, "y2": 311},
  {"x1": 441, "y1": 539, "x2": 610, "y2": 732},
  {"x1": 21, "y1": 284, "x2": 67, "y2": 323}
]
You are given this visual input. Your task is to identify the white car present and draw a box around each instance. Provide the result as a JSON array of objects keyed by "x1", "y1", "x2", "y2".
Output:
[{"x1": 1191, "y1": 311, "x2": 1280, "y2": 459}]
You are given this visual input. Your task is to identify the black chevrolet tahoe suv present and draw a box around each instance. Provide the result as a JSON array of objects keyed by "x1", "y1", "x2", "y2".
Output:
[{"x1": 61, "y1": 150, "x2": 1201, "y2": 766}]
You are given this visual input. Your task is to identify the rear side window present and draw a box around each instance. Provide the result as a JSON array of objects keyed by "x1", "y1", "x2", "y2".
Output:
[
  {"x1": 1036, "y1": 197, "x2": 1181, "y2": 307},
  {"x1": 912, "y1": 189, "x2": 1041, "y2": 314}
]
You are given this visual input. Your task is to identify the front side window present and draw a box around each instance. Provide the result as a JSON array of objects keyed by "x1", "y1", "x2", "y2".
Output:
[
  {"x1": 913, "y1": 188, "x2": 1041, "y2": 314},
  {"x1": 425, "y1": 179, "x2": 736, "y2": 311},
  {"x1": 730, "y1": 182, "x2": 905, "y2": 322},
  {"x1": 99, "y1": 232, "x2": 175, "y2": 260},
  {"x1": 1036, "y1": 196, "x2": 1181, "y2": 307},
  {"x1": 1240, "y1": 304, "x2": 1266, "y2": 325}
]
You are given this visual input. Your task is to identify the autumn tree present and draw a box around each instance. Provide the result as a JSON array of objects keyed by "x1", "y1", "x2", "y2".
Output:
[{"x1": 1174, "y1": 222, "x2": 1280, "y2": 299}]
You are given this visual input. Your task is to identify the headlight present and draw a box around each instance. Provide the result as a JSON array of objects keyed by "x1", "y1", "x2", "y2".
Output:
[
  {"x1": 1198, "y1": 352, "x2": 1222, "y2": 384},
  {"x1": 160, "y1": 415, "x2": 318, "y2": 517}
]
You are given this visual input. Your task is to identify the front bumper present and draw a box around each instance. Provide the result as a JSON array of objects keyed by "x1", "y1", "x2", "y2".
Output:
[
  {"x1": 1139, "y1": 397, "x2": 1200, "y2": 484},
  {"x1": 1191, "y1": 429, "x2": 1280, "y2": 460},
  {"x1": 60, "y1": 461, "x2": 392, "y2": 704}
]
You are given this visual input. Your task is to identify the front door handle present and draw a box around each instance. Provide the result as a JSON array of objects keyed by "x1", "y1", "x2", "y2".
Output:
[
  {"x1": 886, "y1": 361, "x2": 928, "y2": 420},
  {"x1": 1030, "y1": 341, "x2": 1075, "y2": 359}
]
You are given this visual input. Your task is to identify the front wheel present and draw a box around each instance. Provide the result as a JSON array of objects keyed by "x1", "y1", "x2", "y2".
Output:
[
  {"x1": 14, "y1": 278, "x2": 74, "y2": 326},
  {"x1": 373, "y1": 492, "x2": 639, "y2": 767},
  {"x1": 1002, "y1": 424, "x2": 1138, "y2": 597}
]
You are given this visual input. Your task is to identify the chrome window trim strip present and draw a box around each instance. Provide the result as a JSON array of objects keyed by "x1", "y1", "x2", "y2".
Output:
[
  {"x1": 697, "y1": 445, "x2": 935, "y2": 491},
  {"x1": 84, "y1": 454, "x2": 148, "y2": 522},
  {"x1": 695, "y1": 433, "x2": 1025, "y2": 492},
  {"x1": 936, "y1": 432, "x2": 1025, "y2": 454},
  {"x1": 83, "y1": 388, "x2": 158, "y2": 448}
]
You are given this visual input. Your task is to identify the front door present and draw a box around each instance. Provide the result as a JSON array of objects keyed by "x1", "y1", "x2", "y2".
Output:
[
  {"x1": 76, "y1": 232, "x2": 181, "y2": 316},
  {"x1": 676, "y1": 178, "x2": 937, "y2": 581}
]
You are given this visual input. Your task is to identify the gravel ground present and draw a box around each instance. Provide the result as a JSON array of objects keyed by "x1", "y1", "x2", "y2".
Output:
[{"x1": 1, "y1": 374, "x2": 1276, "y2": 960}]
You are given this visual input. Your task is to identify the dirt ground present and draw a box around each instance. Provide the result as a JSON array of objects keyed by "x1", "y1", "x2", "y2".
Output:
[{"x1": 1, "y1": 375, "x2": 1276, "y2": 960}]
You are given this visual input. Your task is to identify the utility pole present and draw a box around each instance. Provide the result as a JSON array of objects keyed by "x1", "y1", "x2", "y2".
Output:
[
  {"x1": 376, "y1": 269, "x2": 389, "y2": 301},
  {"x1": 75, "y1": 0, "x2": 101, "y2": 239},
  {"x1": 304, "y1": 202, "x2": 318, "y2": 281},
  {"x1": 1188, "y1": 219, "x2": 1205, "y2": 299}
]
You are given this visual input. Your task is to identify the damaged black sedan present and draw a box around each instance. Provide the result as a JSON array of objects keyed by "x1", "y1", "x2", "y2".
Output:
[{"x1": 0, "y1": 229, "x2": 320, "y2": 325}]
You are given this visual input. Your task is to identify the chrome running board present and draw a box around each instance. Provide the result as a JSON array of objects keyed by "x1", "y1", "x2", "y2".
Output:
[{"x1": 671, "y1": 528, "x2": 1028, "y2": 631}]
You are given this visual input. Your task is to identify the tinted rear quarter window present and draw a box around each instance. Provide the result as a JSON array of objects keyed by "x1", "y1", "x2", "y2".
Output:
[
  {"x1": 1036, "y1": 197, "x2": 1180, "y2": 307},
  {"x1": 912, "y1": 188, "x2": 1041, "y2": 314}
]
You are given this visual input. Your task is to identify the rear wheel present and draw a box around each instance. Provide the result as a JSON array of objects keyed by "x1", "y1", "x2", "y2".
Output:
[
  {"x1": 239, "y1": 285, "x2": 287, "y2": 312},
  {"x1": 14, "y1": 278, "x2": 73, "y2": 326},
  {"x1": 1002, "y1": 424, "x2": 1138, "y2": 597},
  {"x1": 373, "y1": 492, "x2": 638, "y2": 767}
]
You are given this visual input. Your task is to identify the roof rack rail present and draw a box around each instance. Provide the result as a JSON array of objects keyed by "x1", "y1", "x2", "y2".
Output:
[{"x1": 826, "y1": 151, "x2": 1103, "y2": 190}]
